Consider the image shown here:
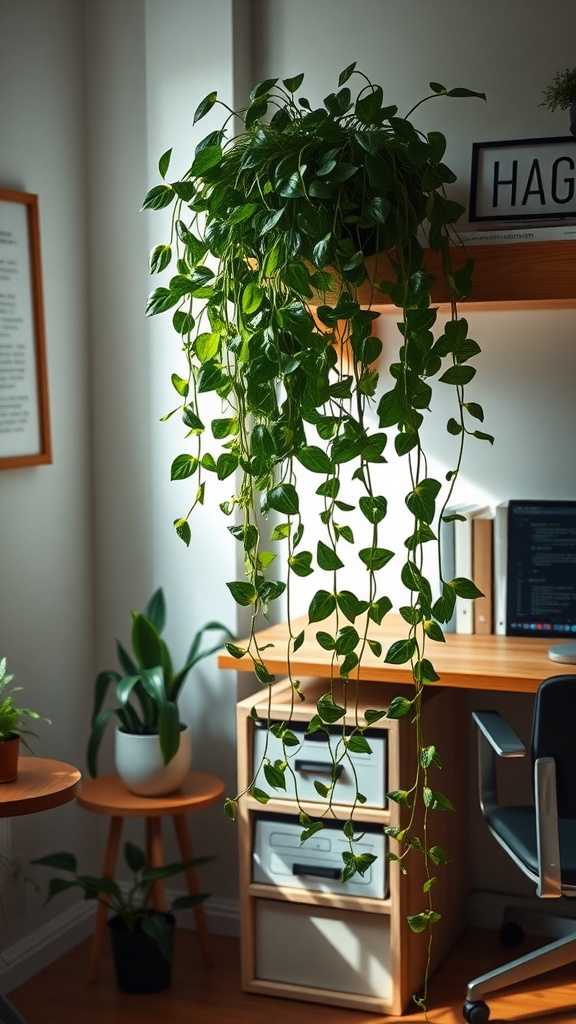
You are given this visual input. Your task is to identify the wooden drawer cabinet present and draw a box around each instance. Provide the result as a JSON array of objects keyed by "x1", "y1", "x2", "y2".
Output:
[{"x1": 236, "y1": 675, "x2": 469, "y2": 1015}]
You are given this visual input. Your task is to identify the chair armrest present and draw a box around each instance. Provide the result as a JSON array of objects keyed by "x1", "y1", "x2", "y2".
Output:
[
  {"x1": 472, "y1": 710, "x2": 526, "y2": 758},
  {"x1": 535, "y1": 756, "x2": 561, "y2": 897},
  {"x1": 472, "y1": 710, "x2": 525, "y2": 816}
]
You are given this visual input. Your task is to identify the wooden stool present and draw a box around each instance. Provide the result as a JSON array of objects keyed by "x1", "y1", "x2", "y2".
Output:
[{"x1": 77, "y1": 771, "x2": 225, "y2": 982}]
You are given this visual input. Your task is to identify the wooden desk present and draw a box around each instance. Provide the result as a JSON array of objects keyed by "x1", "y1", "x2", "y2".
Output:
[
  {"x1": 218, "y1": 613, "x2": 575, "y2": 693},
  {"x1": 0, "y1": 758, "x2": 81, "y2": 1024},
  {"x1": 220, "y1": 618, "x2": 573, "y2": 1013}
]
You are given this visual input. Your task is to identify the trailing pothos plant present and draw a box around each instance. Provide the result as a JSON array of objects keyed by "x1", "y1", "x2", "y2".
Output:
[{"x1": 143, "y1": 63, "x2": 490, "y2": 1010}]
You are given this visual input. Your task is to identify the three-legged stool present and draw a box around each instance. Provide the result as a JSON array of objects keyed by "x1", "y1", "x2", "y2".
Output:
[{"x1": 76, "y1": 771, "x2": 225, "y2": 981}]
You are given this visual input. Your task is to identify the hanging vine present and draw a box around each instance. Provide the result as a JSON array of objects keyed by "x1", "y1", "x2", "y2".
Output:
[{"x1": 143, "y1": 63, "x2": 490, "y2": 1011}]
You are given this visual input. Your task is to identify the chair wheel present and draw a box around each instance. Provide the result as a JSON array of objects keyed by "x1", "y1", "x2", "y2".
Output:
[
  {"x1": 463, "y1": 999, "x2": 490, "y2": 1023},
  {"x1": 500, "y1": 921, "x2": 524, "y2": 946}
]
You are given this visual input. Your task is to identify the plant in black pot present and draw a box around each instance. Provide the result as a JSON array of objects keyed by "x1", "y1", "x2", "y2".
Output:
[
  {"x1": 0, "y1": 657, "x2": 50, "y2": 783},
  {"x1": 32, "y1": 840, "x2": 211, "y2": 993},
  {"x1": 87, "y1": 587, "x2": 233, "y2": 795}
]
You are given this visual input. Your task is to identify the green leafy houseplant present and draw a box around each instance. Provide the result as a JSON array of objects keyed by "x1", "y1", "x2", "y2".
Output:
[
  {"x1": 87, "y1": 587, "x2": 233, "y2": 774},
  {"x1": 541, "y1": 67, "x2": 576, "y2": 137},
  {"x1": 32, "y1": 840, "x2": 210, "y2": 963},
  {"x1": 541, "y1": 66, "x2": 576, "y2": 111},
  {"x1": 143, "y1": 63, "x2": 490, "y2": 1007},
  {"x1": 0, "y1": 656, "x2": 50, "y2": 750}
]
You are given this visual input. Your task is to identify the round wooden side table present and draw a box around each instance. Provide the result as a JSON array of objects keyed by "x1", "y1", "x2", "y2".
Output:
[
  {"x1": 76, "y1": 771, "x2": 225, "y2": 982},
  {"x1": 0, "y1": 757, "x2": 81, "y2": 1024}
]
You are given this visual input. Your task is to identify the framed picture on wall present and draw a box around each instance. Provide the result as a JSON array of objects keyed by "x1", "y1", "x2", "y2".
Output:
[
  {"x1": 469, "y1": 137, "x2": 576, "y2": 223},
  {"x1": 0, "y1": 188, "x2": 52, "y2": 469}
]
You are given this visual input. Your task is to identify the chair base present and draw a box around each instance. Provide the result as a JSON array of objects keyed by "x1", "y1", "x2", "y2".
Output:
[
  {"x1": 0, "y1": 989, "x2": 27, "y2": 1024},
  {"x1": 463, "y1": 999, "x2": 490, "y2": 1024},
  {"x1": 466, "y1": 905, "x2": 576, "y2": 1005}
]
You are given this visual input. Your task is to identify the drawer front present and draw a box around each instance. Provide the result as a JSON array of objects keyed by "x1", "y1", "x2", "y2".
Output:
[
  {"x1": 255, "y1": 899, "x2": 392, "y2": 1000},
  {"x1": 252, "y1": 722, "x2": 387, "y2": 808},
  {"x1": 253, "y1": 816, "x2": 387, "y2": 899}
]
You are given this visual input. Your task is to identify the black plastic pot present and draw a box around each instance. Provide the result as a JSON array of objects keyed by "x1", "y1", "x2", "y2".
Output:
[{"x1": 108, "y1": 913, "x2": 175, "y2": 993}]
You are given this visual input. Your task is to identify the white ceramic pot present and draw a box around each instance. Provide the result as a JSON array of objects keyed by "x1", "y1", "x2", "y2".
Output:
[{"x1": 114, "y1": 725, "x2": 192, "y2": 796}]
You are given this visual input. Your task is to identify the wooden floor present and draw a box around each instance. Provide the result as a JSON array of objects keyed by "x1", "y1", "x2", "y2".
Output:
[{"x1": 7, "y1": 928, "x2": 576, "y2": 1024}]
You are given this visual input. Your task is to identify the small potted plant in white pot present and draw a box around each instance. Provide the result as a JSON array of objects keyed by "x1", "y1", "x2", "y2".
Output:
[
  {"x1": 0, "y1": 657, "x2": 51, "y2": 783},
  {"x1": 86, "y1": 587, "x2": 233, "y2": 795},
  {"x1": 32, "y1": 840, "x2": 211, "y2": 993}
]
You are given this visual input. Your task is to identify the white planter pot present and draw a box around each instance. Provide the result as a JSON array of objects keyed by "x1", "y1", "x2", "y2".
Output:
[{"x1": 114, "y1": 725, "x2": 192, "y2": 796}]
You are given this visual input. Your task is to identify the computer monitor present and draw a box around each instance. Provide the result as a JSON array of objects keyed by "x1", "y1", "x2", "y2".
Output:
[{"x1": 505, "y1": 499, "x2": 576, "y2": 639}]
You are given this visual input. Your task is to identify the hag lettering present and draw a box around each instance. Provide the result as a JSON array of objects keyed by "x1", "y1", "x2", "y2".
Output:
[{"x1": 492, "y1": 157, "x2": 575, "y2": 208}]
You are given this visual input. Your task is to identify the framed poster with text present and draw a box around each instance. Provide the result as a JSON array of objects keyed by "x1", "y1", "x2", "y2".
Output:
[
  {"x1": 0, "y1": 188, "x2": 51, "y2": 468},
  {"x1": 469, "y1": 137, "x2": 576, "y2": 222}
]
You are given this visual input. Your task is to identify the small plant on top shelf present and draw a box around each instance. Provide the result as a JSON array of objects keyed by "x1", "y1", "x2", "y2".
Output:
[
  {"x1": 541, "y1": 67, "x2": 576, "y2": 137},
  {"x1": 541, "y1": 66, "x2": 576, "y2": 111}
]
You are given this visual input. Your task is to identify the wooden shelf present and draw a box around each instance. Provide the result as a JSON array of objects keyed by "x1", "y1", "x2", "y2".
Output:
[{"x1": 356, "y1": 240, "x2": 576, "y2": 308}]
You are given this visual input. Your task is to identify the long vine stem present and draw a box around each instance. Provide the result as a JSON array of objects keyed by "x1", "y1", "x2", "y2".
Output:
[{"x1": 143, "y1": 62, "x2": 491, "y2": 1010}]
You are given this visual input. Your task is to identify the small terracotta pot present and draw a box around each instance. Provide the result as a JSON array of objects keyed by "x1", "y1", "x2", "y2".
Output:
[{"x1": 0, "y1": 735, "x2": 20, "y2": 783}]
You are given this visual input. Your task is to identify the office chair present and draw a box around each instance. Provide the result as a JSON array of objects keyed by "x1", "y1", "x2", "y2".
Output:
[{"x1": 463, "y1": 674, "x2": 576, "y2": 1024}]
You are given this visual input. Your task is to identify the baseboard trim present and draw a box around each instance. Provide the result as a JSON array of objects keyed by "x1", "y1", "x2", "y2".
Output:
[
  {"x1": 0, "y1": 902, "x2": 96, "y2": 993},
  {"x1": 205, "y1": 896, "x2": 240, "y2": 937},
  {"x1": 0, "y1": 894, "x2": 240, "y2": 993},
  {"x1": 176, "y1": 895, "x2": 240, "y2": 938},
  {"x1": 467, "y1": 888, "x2": 576, "y2": 931}
]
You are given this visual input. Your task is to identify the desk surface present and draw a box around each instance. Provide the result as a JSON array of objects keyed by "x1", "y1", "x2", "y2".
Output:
[
  {"x1": 218, "y1": 613, "x2": 575, "y2": 693},
  {"x1": 0, "y1": 757, "x2": 81, "y2": 817}
]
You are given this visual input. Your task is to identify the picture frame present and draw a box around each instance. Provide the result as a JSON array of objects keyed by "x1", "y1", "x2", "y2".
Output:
[
  {"x1": 0, "y1": 188, "x2": 51, "y2": 469},
  {"x1": 469, "y1": 136, "x2": 576, "y2": 223}
]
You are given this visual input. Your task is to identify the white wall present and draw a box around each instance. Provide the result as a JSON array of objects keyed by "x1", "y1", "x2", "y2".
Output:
[
  {"x1": 141, "y1": 0, "x2": 249, "y2": 900},
  {"x1": 85, "y1": 0, "x2": 154, "y2": 656},
  {"x1": 0, "y1": 0, "x2": 575, "y2": 988},
  {"x1": 0, "y1": 0, "x2": 99, "y2": 953}
]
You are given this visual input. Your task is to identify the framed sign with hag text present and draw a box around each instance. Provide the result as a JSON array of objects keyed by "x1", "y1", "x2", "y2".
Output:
[
  {"x1": 469, "y1": 137, "x2": 576, "y2": 223},
  {"x1": 0, "y1": 188, "x2": 51, "y2": 469}
]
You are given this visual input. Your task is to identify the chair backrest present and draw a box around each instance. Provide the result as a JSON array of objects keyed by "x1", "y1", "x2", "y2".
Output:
[{"x1": 532, "y1": 674, "x2": 576, "y2": 819}]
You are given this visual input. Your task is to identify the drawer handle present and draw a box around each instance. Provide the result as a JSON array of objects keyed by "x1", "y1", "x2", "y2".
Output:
[
  {"x1": 294, "y1": 760, "x2": 344, "y2": 778},
  {"x1": 293, "y1": 862, "x2": 342, "y2": 880}
]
